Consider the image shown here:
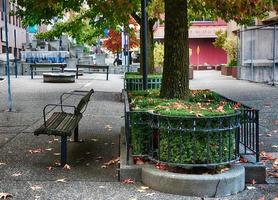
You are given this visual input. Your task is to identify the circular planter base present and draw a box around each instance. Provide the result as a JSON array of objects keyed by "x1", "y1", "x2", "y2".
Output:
[
  {"x1": 64, "y1": 68, "x2": 84, "y2": 76},
  {"x1": 142, "y1": 164, "x2": 245, "y2": 197},
  {"x1": 43, "y1": 73, "x2": 75, "y2": 83}
]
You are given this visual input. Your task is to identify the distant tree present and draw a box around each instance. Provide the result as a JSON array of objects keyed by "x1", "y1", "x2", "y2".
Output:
[{"x1": 103, "y1": 19, "x2": 139, "y2": 53}]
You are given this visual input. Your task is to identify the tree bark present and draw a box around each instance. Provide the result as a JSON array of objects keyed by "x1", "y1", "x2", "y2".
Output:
[{"x1": 160, "y1": 0, "x2": 189, "y2": 99}]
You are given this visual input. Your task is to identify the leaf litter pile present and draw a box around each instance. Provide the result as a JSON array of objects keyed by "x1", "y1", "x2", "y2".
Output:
[{"x1": 129, "y1": 90, "x2": 240, "y2": 117}]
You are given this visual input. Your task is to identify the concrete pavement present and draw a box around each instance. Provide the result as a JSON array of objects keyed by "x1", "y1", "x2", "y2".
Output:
[{"x1": 0, "y1": 72, "x2": 277, "y2": 200}]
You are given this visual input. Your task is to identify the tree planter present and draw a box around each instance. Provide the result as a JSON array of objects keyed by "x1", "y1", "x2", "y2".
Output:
[
  {"x1": 231, "y1": 67, "x2": 238, "y2": 79},
  {"x1": 124, "y1": 90, "x2": 260, "y2": 168},
  {"x1": 221, "y1": 66, "x2": 232, "y2": 76},
  {"x1": 124, "y1": 73, "x2": 162, "y2": 91}
]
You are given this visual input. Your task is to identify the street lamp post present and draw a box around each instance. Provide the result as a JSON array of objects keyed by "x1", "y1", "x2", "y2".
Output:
[
  {"x1": 141, "y1": 0, "x2": 148, "y2": 90},
  {"x1": 3, "y1": 0, "x2": 13, "y2": 112}
]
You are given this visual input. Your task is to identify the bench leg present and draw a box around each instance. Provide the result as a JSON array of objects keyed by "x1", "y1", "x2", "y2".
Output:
[
  {"x1": 61, "y1": 136, "x2": 67, "y2": 167},
  {"x1": 74, "y1": 125, "x2": 79, "y2": 142}
]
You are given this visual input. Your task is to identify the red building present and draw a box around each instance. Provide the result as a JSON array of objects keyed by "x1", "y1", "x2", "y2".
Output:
[{"x1": 154, "y1": 18, "x2": 227, "y2": 66}]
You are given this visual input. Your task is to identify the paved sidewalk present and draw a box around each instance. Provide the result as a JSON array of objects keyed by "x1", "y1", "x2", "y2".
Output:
[{"x1": 0, "y1": 72, "x2": 277, "y2": 200}]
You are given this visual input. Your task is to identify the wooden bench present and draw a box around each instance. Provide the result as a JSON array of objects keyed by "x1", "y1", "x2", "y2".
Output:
[
  {"x1": 30, "y1": 63, "x2": 67, "y2": 79},
  {"x1": 34, "y1": 89, "x2": 94, "y2": 166},
  {"x1": 76, "y1": 64, "x2": 109, "y2": 80}
]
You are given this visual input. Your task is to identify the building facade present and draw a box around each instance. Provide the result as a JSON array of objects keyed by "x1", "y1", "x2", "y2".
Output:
[
  {"x1": 154, "y1": 18, "x2": 228, "y2": 66},
  {"x1": 0, "y1": 1, "x2": 26, "y2": 58}
]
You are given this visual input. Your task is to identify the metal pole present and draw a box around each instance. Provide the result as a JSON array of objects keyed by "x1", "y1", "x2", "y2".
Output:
[
  {"x1": 4, "y1": 0, "x2": 12, "y2": 112},
  {"x1": 141, "y1": 0, "x2": 148, "y2": 90},
  {"x1": 272, "y1": 25, "x2": 276, "y2": 86},
  {"x1": 14, "y1": 29, "x2": 17, "y2": 78},
  {"x1": 251, "y1": 30, "x2": 254, "y2": 81}
]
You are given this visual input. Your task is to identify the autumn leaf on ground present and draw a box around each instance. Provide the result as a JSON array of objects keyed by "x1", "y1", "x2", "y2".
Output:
[
  {"x1": 0, "y1": 192, "x2": 12, "y2": 199},
  {"x1": 53, "y1": 161, "x2": 61, "y2": 166},
  {"x1": 0, "y1": 162, "x2": 6, "y2": 166},
  {"x1": 30, "y1": 185, "x2": 42, "y2": 191},
  {"x1": 28, "y1": 148, "x2": 43, "y2": 154},
  {"x1": 233, "y1": 102, "x2": 241, "y2": 109},
  {"x1": 46, "y1": 166, "x2": 53, "y2": 171},
  {"x1": 104, "y1": 125, "x2": 113, "y2": 131},
  {"x1": 260, "y1": 151, "x2": 274, "y2": 160},
  {"x1": 155, "y1": 163, "x2": 168, "y2": 170},
  {"x1": 63, "y1": 164, "x2": 71, "y2": 170},
  {"x1": 101, "y1": 165, "x2": 107, "y2": 168},
  {"x1": 122, "y1": 178, "x2": 135, "y2": 184},
  {"x1": 45, "y1": 148, "x2": 53, "y2": 151},
  {"x1": 55, "y1": 178, "x2": 66, "y2": 183},
  {"x1": 145, "y1": 193, "x2": 156, "y2": 196},
  {"x1": 53, "y1": 153, "x2": 61, "y2": 156},
  {"x1": 11, "y1": 172, "x2": 22, "y2": 177},
  {"x1": 251, "y1": 179, "x2": 256, "y2": 185},
  {"x1": 104, "y1": 157, "x2": 120, "y2": 166}
]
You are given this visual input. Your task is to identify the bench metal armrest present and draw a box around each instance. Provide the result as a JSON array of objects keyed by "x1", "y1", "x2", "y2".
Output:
[
  {"x1": 60, "y1": 90, "x2": 91, "y2": 105},
  {"x1": 43, "y1": 104, "x2": 76, "y2": 127}
]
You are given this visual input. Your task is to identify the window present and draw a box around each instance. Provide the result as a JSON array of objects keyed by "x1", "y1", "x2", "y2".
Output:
[{"x1": 192, "y1": 17, "x2": 213, "y2": 23}]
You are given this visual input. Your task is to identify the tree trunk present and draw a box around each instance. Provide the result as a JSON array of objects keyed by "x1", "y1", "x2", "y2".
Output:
[
  {"x1": 140, "y1": 20, "x2": 155, "y2": 74},
  {"x1": 160, "y1": 0, "x2": 189, "y2": 99}
]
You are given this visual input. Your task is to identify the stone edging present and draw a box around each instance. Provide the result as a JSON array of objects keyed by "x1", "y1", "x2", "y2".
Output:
[{"x1": 142, "y1": 164, "x2": 245, "y2": 197}]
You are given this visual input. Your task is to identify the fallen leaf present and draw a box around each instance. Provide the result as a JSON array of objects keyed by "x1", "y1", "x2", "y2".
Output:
[
  {"x1": 260, "y1": 151, "x2": 274, "y2": 160},
  {"x1": 137, "y1": 189, "x2": 146, "y2": 193},
  {"x1": 53, "y1": 161, "x2": 61, "y2": 166},
  {"x1": 63, "y1": 164, "x2": 71, "y2": 170},
  {"x1": 271, "y1": 173, "x2": 278, "y2": 178},
  {"x1": 0, "y1": 192, "x2": 12, "y2": 199},
  {"x1": 140, "y1": 186, "x2": 149, "y2": 190},
  {"x1": 46, "y1": 166, "x2": 53, "y2": 171},
  {"x1": 53, "y1": 153, "x2": 61, "y2": 156},
  {"x1": 30, "y1": 185, "x2": 42, "y2": 191},
  {"x1": 220, "y1": 167, "x2": 230, "y2": 173},
  {"x1": 145, "y1": 193, "x2": 155, "y2": 196},
  {"x1": 101, "y1": 165, "x2": 107, "y2": 168},
  {"x1": 122, "y1": 178, "x2": 135, "y2": 184},
  {"x1": 11, "y1": 172, "x2": 22, "y2": 177},
  {"x1": 233, "y1": 102, "x2": 241, "y2": 109},
  {"x1": 103, "y1": 157, "x2": 120, "y2": 166},
  {"x1": 55, "y1": 178, "x2": 66, "y2": 183},
  {"x1": 45, "y1": 148, "x2": 53, "y2": 151},
  {"x1": 155, "y1": 163, "x2": 168, "y2": 170},
  {"x1": 28, "y1": 148, "x2": 43, "y2": 154},
  {"x1": 0, "y1": 162, "x2": 6, "y2": 166}
]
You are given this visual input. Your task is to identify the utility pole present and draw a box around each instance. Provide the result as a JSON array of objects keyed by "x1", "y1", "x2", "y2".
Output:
[{"x1": 141, "y1": 0, "x2": 148, "y2": 90}]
